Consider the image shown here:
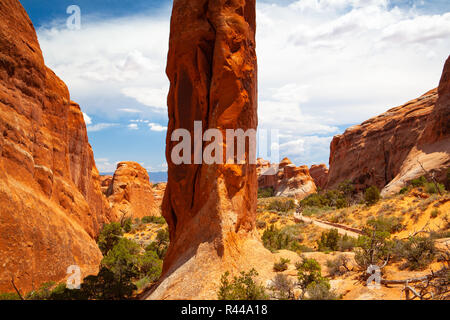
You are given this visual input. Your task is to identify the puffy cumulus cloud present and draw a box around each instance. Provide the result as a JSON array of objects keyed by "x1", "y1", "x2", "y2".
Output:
[
  {"x1": 37, "y1": 13, "x2": 171, "y2": 117},
  {"x1": 256, "y1": 0, "x2": 450, "y2": 166}
]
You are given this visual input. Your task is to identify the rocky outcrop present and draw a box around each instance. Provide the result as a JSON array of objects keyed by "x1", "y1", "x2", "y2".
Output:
[
  {"x1": 0, "y1": 0, "x2": 112, "y2": 292},
  {"x1": 258, "y1": 158, "x2": 317, "y2": 199},
  {"x1": 104, "y1": 162, "x2": 160, "y2": 219},
  {"x1": 148, "y1": 0, "x2": 273, "y2": 300},
  {"x1": 328, "y1": 57, "x2": 450, "y2": 195},
  {"x1": 309, "y1": 164, "x2": 329, "y2": 190}
]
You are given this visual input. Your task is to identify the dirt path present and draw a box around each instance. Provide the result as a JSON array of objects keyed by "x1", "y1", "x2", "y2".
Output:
[{"x1": 294, "y1": 212, "x2": 363, "y2": 238}]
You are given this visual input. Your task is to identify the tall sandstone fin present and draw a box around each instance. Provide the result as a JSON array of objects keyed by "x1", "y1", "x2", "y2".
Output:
[
  {"x1": 148, "y1": 0, "x2": 272, "y2": 300},
  {"x1": 0, "y1": 0, "x2": 113, "y2": 292}
]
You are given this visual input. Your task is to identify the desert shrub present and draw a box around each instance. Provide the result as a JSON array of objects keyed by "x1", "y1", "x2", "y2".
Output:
[
  {"x1": 262, "y1": 225, "x2": 304, "y2": 252},
  {"x1": 354, "y1": 217, "x2": 392, "y2": 271},
  {"x1": 266, "y1": 199, "x2": 296, "y2": 213},
  {"x1": 399, "y1": 187, "x2": 409, "y2": 194},
  {"x1": 139, "y1": 250, "x2": 163, "y2": 282},
  {"x1": 141, "y1": 216, "x2": 166, "y2": 225},
  {"x1": 431, "y1": 209, "x2": 440, "y2": 218},
  {"x1": 297, "y1": 245, "x2": 315, "y2": 253},
  {"x1": 102, "y1": 238, "x2": 141, "y2": 278},
  {"x1": 317, "y1": 229, "x2": 356, "y2": 252},
  {"x1": 410, "y1": 176, "x2": 427, "y2": 187},
  {"x1": 97, "y1": 222, "x2": 124, "y2": 255},
  {"x1": 81, "y1": 267, "x2": 137, "y2": 300},
  {"x1": 218, "y1": 269, "x2": 268, "y2": 300},
  {"x1": 273, "y1": 258, "x2": 290, "y2": 272},
  {"x1": 424, "y1": 182, "x2": 445, "y2": 195},
  {"x1": 326, "y1": 255, "x2": 351, "y2": 277},
  {"x1": 301, "y1": 181, "x2": 355, "y2": 210},
  {"x1": 0, "y1": 292, "x2": 20, "y2": 300},
  {"x1": 317, "y1": 229, "x2": 340, "y2": 252},
  {"x1": 364, "y1": 186, "x2": 380, "y2": 206},
  {"x1": 145, "y1": 229, "x2": 170, "y2": 260},
  {"x1": 399, "y1": 236, "x2": 437, "y2": 271},
  {"x1": 269, "y1": 274, "x2": 295, "y2": 300},
  {"x1": 337, "y1": 234, "x2": 357, "y2": 252},
  {"x1": 121, "y1": 217, "x2": 133, "y2": 233},
  {"x1": 296, "y1": 258, "x2": 336, "y2": 300},
  {"x1": 374, "y1": 216, "x2": 405, "y2": 234},
  {"x1": 305, "y1": 281, "x2": 339, "y2": 300},
  {"x1": 258, "y1": 187, "x2": 274, "y2": 198}
]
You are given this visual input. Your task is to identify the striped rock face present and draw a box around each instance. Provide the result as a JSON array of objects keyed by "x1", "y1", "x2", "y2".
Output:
[{"x1": 0, "y1": 0, "x2": 113, "y2": 293}]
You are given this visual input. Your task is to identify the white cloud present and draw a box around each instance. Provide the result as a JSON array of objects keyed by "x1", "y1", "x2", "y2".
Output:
[
  {"x1": 128, "y1": 123, "x2": 139, "y2": 130},
  {"x1": 148, "y1": 123, "x2": 167, "y2": 132},
  {"x1": 121, "y1": 86, "x2": 168, "y2": 111},
  {"x1": 87, "y1": 123, "x2": 119, "y2": 132},
  {"x1": 256, "y1": 0, "x2": 450, "y2": 165}
]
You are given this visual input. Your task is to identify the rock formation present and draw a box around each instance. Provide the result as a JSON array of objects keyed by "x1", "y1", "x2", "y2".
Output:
[
  {"x1": 328, "y1": 57, "x2": 449, "y2": 195},
  {"x1": 309, "y1": 164, "x2": 329, "y2": 190},
  {"x1": 258, "y1": 158, "x2": 317, "y2": 199},
  {"x1": 104, "y1": 162, "x2": 160, "y2": 219},
  {"x1": 148, "y1": 0, "x2": 273, "y2": 300},
  {"x1": 0, "y1": 0, "x2": 112, "y2": 292}
]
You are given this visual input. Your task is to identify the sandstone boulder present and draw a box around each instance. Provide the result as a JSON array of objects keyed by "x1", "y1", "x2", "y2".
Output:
[
  {"x1": 105, "y1": 162, "x2": 160, "y2": 219},
  {"x1": 0, "y1": 0, "x2": 112, "y2": 292},
  {"x1": 258, "y1": 158, "x2": 317, "y2": 199}
]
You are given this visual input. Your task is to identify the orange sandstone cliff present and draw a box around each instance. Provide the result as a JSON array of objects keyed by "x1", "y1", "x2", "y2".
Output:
[
  {"x1": 309, "y1": 164, "x2": 329, "y2": 190},
  {"x1": 0, "y1": 0, "x2": 112, "y2": 292},
  {"x1": 257, "y1": 158, "x2": 317, "y2": 199},
  {"x1": 148, "y1": 0, "x2": 273, "y2": 300},
  {"x1": 104, "y1": 162, "x2": 160, "y2": 219},
  {"x1": 327, "y1": 58, "x2": 450, "y2": 195}
]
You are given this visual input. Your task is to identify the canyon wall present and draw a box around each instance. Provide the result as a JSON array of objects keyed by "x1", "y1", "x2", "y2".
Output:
[
  {"x1": 149, "y1": 0, "x2": 273, "y2": 300},
  {"x1": 309, "y1": 164, "x2": 329, "y2": 190},
  {"x1": 0, "y1": 0, "x2": 112, "y2": 292},
  {"x1": 328, "y1": 56, "x2": 450, "y2": 195}
]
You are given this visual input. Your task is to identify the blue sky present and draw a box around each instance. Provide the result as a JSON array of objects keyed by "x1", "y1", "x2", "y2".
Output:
[{"x1": 20, "y1": 0, "x2": 450, "y2": 173}]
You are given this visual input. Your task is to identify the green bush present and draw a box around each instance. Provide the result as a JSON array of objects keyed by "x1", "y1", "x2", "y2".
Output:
[
  {"x1": 262, "y1": 225, "x2": 304, "y2": 252},
  {"x1": 258, "y1": 187, "x2": 274, "y2": 198},
  {"x1": 296, "y1": 258, "x2": 336, "y2": 300},
  {"x1": 300, "y1": 180, "x2": 355, "y2": 210},
  {"x1": 410, "y1": 176, "x2": 427, "y2": 187},
  {"x1": 139, "y1": 250, "x2": 163, "y2": 282},
  {"x1": 141, "y1": 216, "x2": 167, "y2": 225},
  {"x1": 0, "y1": 292, "x2": 20, "y2": 300},
  {"x1": 317, "y1": 229, "x2": 356, "y2": 252},
  {"x1": 145, "y1": 229, "x2": 170, "y2": 260},
  {"x1": 102, "y1": 238, "x2": 141, "y2": 278},
  {"x1": 266, "y1": 199, "x2": 296, "y2": 213},
  {"x1": 424, "y1": 182, "x2": 445, "y2": 195},
  {"x1": 218, "y1": 269, "x2": 268, "y2": 300},
  {"x1": 98, "y1": 222, "x2": 124, "y2": 255},
  {"x1": 399, "y1": 236, "x2": 437, "y2": 271},
  {"x1": 364, "y1": 186, "x2": 380, "y2": 206},
  {"x1": 399, "y1": 187, "x2": 409, "y2": 195},
  {"x1": 326, "y1": 255, "x2": 350, "y2": 277},
  {"x1": 273, "y1": 258, "x2": 290, "y2": 272},
  {"x1": 317, "y1": 229, "x2": 340, "y2": 252},
  {"x1": 354, "y1": 217, "x2": 392, "y2": 270},
  {"x1": 269, "y1": 274, "x2": 295, "y2": 300}
]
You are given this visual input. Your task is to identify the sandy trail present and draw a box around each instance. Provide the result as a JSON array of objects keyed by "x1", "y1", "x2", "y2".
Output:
[{"x1": 294, "y1": 212, "x2": 363, "y2": 238}]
